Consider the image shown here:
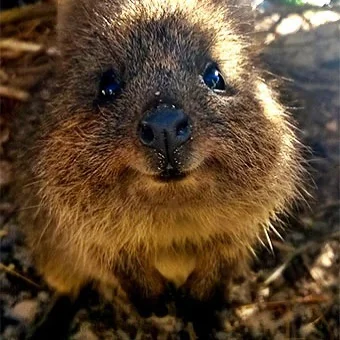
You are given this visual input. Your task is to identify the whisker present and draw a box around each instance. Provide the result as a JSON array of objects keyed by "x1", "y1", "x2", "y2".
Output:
[
  {"x1": 268, "y1": 222, "x2": 284, "y2": 241},
  {"x1": 263, "y1": 227, "x2": 274, "y2": 254}
]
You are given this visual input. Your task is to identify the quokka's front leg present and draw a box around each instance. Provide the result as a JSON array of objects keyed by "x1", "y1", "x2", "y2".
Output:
[
  {"x1": 25, "y1": 244, "x2": 92, "y2": 340},
  {"x1": 26, "y1": 291, "x2": 86, "y2": 340},
  {"x1": 114, "y1": 252, "x2": 170, "y2": 318},
  {"x1": 176, "y1": 253, "x2": 233, "y2": 339}
]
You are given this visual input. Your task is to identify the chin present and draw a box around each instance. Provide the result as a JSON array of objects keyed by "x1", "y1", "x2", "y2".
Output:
[{"x1": 125, "y1": 166, "x2": 216, "y2": 209}]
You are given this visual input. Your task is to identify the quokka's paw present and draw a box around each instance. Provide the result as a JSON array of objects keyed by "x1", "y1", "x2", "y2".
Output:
[
  {"x1": 175, "y1": 288, "x2": 225, "y2": 339},
  {"x1": 26, "y1": 295, "x2": 75, "y2": 340},
  {"x1": 130, "y1": 291, "x2": 170, "y2": 318},
  {"x1": 26, "y1": 286, "x2": 95, "y2": 340}
]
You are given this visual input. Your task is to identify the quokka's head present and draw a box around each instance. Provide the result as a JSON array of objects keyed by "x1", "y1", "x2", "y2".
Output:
[{"x1": 37, "y1": 0, "x2": 301, "y2": 213}]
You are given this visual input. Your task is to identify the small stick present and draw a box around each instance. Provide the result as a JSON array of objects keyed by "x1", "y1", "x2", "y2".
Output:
[
  {"x1": 0, "y1": 263, "x2": 41, "y2": 288},
  {"x1": 237, "y1": 294, "x2": 331, "y2": 313},
  {"x1": 0, "y1": 39, "x2": 58, "y2": 56},
  {"x1": 0, "y1": 3, "x2": 56, "y2": 26},
  {"x1": 0, "y1": 85, "x2": 30, "y2": 101},
  {"x1": 263, "y1": 231, "x2": 340, "y2": 286},
  {"x1": 0, "y1": 39, "x2": 43, "y2": 53}
]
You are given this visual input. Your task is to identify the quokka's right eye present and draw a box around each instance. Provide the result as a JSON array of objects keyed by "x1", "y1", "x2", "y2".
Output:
[{"x1": 98, "y1": 70, "x2": 122, "y2": 100}]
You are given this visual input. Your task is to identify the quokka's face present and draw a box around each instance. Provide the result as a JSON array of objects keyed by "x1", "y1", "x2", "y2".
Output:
[{"x1": 37, "y1": 0, "x2": 297, "y2": 208}]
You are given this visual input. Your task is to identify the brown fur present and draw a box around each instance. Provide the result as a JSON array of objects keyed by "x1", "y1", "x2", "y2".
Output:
[{"x1": 11, "y1": 0, "x2": 303, "y2": 328}]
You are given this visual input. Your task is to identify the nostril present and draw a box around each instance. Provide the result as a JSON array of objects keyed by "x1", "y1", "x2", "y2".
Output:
[
  {"x1": 139, "y1": 108, "x2": 192, "y2": 151},
  {"x1": 140, "y1": 124, "x2": 155, "y2": 145},
  {"x1": 176, "y1": 118, "x2": 190, "y2": 139}
]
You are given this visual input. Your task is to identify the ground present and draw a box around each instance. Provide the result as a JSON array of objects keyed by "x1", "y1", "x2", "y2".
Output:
[{"x1": 0, "y1": 2, "x2": 339, "y2": 339}]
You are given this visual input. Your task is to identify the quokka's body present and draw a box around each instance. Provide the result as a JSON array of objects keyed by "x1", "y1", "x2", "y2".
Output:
[{"x1": 10, "y1": 0, "x2": 302, "y2": 337}]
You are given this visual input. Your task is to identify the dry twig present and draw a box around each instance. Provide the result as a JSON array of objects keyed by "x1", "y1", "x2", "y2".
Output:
[
  {"x1": 0, "y1": 85, "x2": 30, "y2": 101},
  {"x1": 0, "y1": 39, "x2": 43, "y2": 53},
  {"x1": 0, "y1": 3, "x2": 56, "y2": 26},
  {"x1": 0, "y1": 38, "x2": 58, "y2": 57},
  {"x1": 0, "y1": 263, "x2": 40, "y2": 288},
  {"x1": 263, "y1": 231, "x2": 340, "y2": 286},
  {"x1": 236, "y1": 294, "x2": 332, "y2": 314}
]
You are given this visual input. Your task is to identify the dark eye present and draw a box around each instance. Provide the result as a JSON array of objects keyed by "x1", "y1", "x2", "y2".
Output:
[
  {"x1": 202, "y1": 64, "x2": 226, "y2": 92},
  {"x1": 99, "y1": 70, "x2": 122, "y2": 99}
]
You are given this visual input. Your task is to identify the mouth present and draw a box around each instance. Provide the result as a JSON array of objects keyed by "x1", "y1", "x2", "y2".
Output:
[{"x1": 152, "y1": 167, "x2": 187, "y2": 183}]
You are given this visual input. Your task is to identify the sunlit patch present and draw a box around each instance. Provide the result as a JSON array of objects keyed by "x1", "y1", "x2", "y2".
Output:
[
  {"x1": 256, "y1": 80, "x2": 284, "y2": 124},
  {"x1": 275, "y1": 14, "x2": 309, "y2": 35},
  {"x1": 303, "y1": 10, "x2": 340, "y2": 26},
  {"x1": 256, "y1": 8, "x2": 340, "y2": 45}
]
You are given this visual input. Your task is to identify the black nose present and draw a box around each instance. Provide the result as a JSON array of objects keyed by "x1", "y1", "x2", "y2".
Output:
[{"x1": 139, "y1": 107, "x2": 192, "y2": 156}]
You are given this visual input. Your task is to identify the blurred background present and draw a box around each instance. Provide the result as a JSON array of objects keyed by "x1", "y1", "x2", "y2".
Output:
[{"x1": 0, "y1": 0, "x2": 339, "y2": 339}]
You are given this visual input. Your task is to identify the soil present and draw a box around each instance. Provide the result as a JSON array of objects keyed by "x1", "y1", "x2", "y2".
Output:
[{"x1": 0, "y1": 2, "x2": 339, "y2": 339}]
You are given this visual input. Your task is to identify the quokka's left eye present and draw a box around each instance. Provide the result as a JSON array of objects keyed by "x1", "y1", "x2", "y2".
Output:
[{"x1": 202, "y1": 64, "x2": 226, "y2": 92}]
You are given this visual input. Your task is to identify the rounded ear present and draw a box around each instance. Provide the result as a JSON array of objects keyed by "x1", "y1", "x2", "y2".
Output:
[
  {"x1": 56, "y1": 0, "x2": 79, "y2": 56},
  {"x1": 56, "y1": 0, "x2": 96, "y2": 59},
  {"x1": 56, "y1": 0, "x2": 75, "y2": 37}
]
